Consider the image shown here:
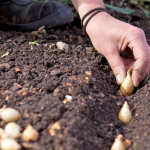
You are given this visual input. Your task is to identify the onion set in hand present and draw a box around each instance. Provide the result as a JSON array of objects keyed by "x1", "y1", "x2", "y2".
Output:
[{"x1": 120, "y1": 67, "x2": 134, "y2": 96}]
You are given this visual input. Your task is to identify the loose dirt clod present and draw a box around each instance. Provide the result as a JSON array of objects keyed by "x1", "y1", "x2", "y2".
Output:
[
  {"x1": 17, "y1": 88, "x2": 27, "y2": 96},
  {"x1": 48, "y1": 122, "x2": 61, "y2": 136},
  {"x1": 53, "y1": 88, "x2": 59, "y2": 97},
  {"x1": 15, "y1": 67, "x2": 20, "y2": 72},
  {"x1": 85, "y1": 71, "x2": 92, "y2": 76},
  {"x1": 66, "y1": 83, "x2": 72, "y2": 87},
  {"x1": 0, "y1": 63, "x2": 10, "y2": 71},
  {"x1": 13, "y1": 83, "x2": 22, "y2": 89}
]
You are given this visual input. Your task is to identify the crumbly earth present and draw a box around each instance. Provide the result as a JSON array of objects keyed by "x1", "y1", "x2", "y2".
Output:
[{"x1": 0, "y1": 2, "x2": 150, "y2": 150}]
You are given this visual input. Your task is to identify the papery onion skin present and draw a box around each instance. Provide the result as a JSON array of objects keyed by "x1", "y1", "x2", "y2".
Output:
[
  {"x1": 0, "y1": 128, "x2": 5, "y2": 138},
  {"x1": 1, "y1": 132, "x2": 13, "y2": 139}
]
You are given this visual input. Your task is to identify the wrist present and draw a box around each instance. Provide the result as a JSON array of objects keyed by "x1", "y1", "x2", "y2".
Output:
[
  {"x1": 77, "y1": 1, "x2": 105, "y2": 19},
  {"x1": 86, "y1": 12, "x2": 112, "y2": 36},
  {"x1": 81, "y1": 8, "x2": 109, "y2": 37}
]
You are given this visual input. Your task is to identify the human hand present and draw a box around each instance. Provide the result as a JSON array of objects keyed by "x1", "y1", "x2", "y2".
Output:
[{"x1": 86, "y1": 12, "x2": 150, "y2": 87}]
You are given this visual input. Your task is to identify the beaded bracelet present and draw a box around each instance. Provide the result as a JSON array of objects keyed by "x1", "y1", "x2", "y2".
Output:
[{"x1": 81, "y1": 8, "x2": 109, "y2": 37}]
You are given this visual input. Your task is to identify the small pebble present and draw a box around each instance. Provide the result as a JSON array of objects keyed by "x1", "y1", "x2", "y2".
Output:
[
  {"x1": 65, "y1": 95, "x2": 72, "y2": 102},
  {"x1": 56, "y1": 42, "x2": 69, "y2": 50},
  {"x1": 116, "y1": 101, "x2": 122, "y2": 107}
]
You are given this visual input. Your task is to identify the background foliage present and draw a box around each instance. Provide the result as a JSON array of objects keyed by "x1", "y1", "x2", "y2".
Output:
[{"x1": 34, "y1": 0, "x2": 150, "y2": 18}]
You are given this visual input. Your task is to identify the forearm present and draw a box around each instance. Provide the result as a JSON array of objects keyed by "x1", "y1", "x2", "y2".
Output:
[{"x1": 71, "y1": 0, "x2": 105, "y2": 18}]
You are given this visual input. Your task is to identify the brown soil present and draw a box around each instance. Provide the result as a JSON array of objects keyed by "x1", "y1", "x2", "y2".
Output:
[{"x1": 0, "y1": 1, "x2": 150, "y2": 150}]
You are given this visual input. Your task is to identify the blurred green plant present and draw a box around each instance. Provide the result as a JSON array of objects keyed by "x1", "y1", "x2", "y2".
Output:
[
  {"x1": 29, "y1": 41, "x2": 39, "y2": 45},
  {"x1": 33, "y1": 0, "x2": 150, "y2": 18},
  {"x1": 133, "y1": 142, "x2": 138, "y2": 149},
  {"x1": 105, "y1": 4, "x2": 135, "y2": 15},
  {"x1": 120, "y1": 0, "x2": 125, "y2": 6},
  {"x1": 129, "y1": 0, "x2": 150, "y2": 18},
  {"x1": 34, "y1": 0, "x2": 71, "y2": 3}
]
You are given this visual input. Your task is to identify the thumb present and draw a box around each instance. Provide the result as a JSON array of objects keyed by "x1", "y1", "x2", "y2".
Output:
[{"x1": 105, "y1": 51, "x2": 126, "y2": 85}]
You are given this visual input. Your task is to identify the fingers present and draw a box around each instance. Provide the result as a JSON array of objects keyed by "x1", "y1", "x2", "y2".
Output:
[
  {"x1": 132, "y1": 55, "x2": 149, "y2": 87},
  {"x1": 128, "y1": 29, "x2": 150, "y2": 87},
  {"x1": 87, "y1": 15, "x2": 150, "y2": 87},
  {"x1": 105, "y1": 50, "x2": 126, "y2": 85}
]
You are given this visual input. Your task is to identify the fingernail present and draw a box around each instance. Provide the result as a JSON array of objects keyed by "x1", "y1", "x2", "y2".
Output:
[
  {"x1": 116, "y1": 74, "x2": 121, "y2": 85},
  {"x1": 134, "y1": 80, "x2": 139, "y2": 87}
]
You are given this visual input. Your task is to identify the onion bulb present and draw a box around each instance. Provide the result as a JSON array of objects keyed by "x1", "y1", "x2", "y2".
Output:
[
  {"x1": 118, "y1": 101, "x2": 132, "y2": 124},
  {"x1": 5, "y1": 122, "x2": 21, "y2": 139},
  {"x1": 0, "y1": 138, "x2": 21, "y2": 150},
  {"x1": 120, "y1": 67, "x2": 134, "y2": 96},
  {"x1": 0, "y1": 108, "x2": 20, "y2": 123},
  {"x1": 111, "y1": 134, "x2": 126, "y2": 150},
  {"x1": 22, "y1": 124, "x2": 39, "y2": 142}
]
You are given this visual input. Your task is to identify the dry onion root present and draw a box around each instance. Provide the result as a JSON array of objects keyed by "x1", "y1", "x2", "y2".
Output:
[
  {"x1": 1, "y1": 132, "x2": 13, "y2": 140},
  {"x1": 0, "y1": 107, "x2": 20, "y2": 123},
  {"x1": 120, "y1": 67, "x2": 134, "y2": 96},
  {"x1": 118, "y1": 101, "x2": 132, "y2": 124},
  {"x1": 0, "y1": 128, "x2": 5, "y2": 138},
  {"x1": 22, "y1": 124, "x2": 39, "y2": 142}
]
